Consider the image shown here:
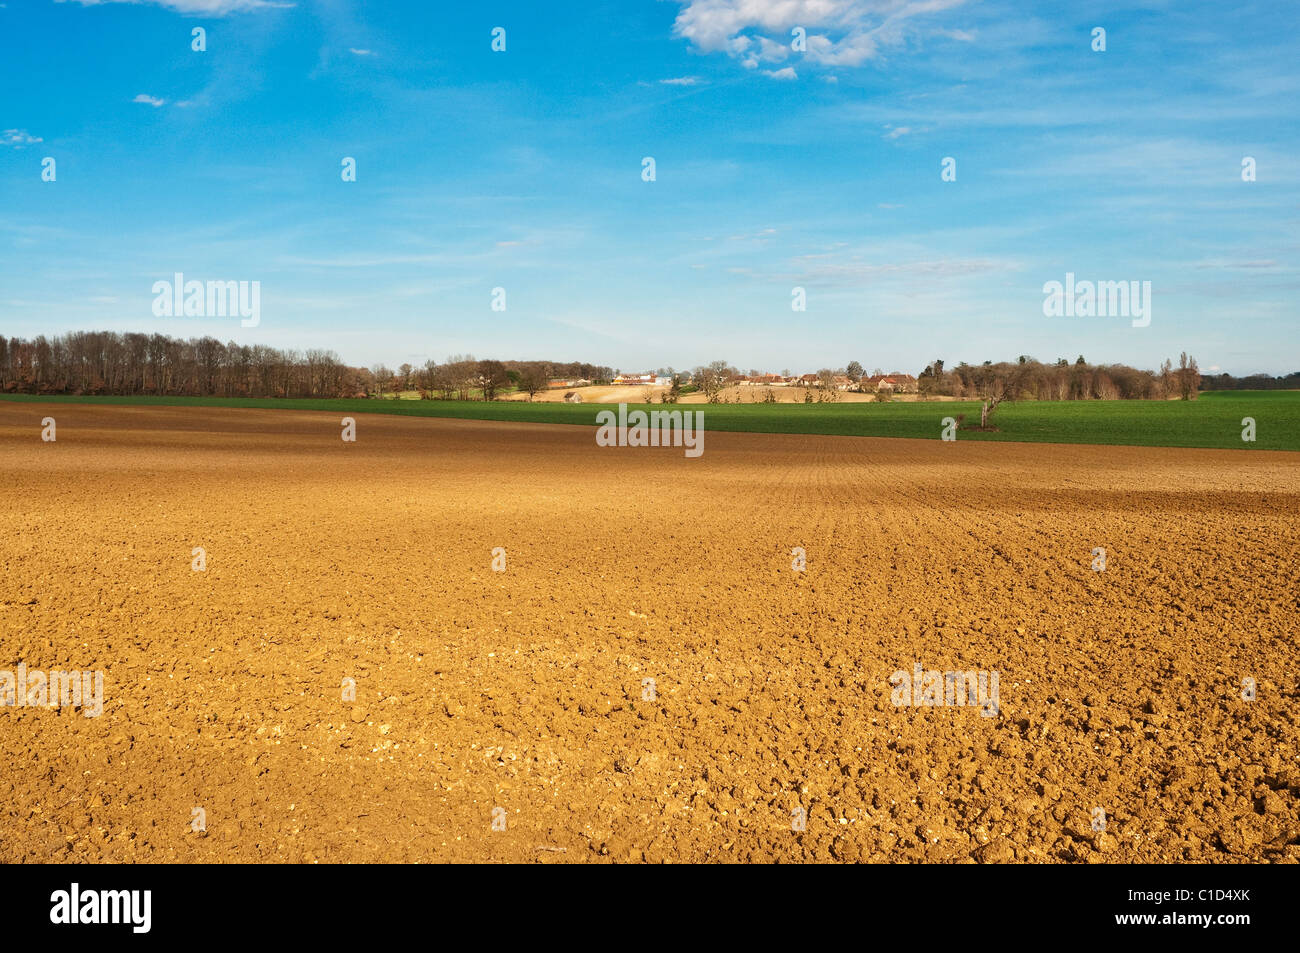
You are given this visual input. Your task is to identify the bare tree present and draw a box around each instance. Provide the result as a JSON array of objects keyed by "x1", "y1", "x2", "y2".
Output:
[
  {"x1": 977, "y1": 375, "x2": 1008, "y2": 428},
  {"x1": 1177, "y1": 352, "x2": 1201, "y2": 400},
  {"x1": 428, "y1": 362, "x2": 455, "y2": 400},
  {"x1": 477, "y1": 359, "x2": 509, "y2": 401},
  {"x1": 696, "y1": 360, "x2": 731, "y2": 403},
  {"x1": 516, "y1": 363, "x2": 550, "y2": 401},
  {"x1": 815, "y1": 368, "x2": 840, "y2": 401},
  {"x1": 1158, "y1": 358, "x2": 1174, "y2": 399}
]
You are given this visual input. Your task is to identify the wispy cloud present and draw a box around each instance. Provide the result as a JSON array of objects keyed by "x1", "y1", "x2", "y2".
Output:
[
  {"x1": 734, "y1": 253, "x2": 1015, "y2": 288},
  {"x1": 3, "y1": 129, "x2": 42, "y2": 147},
  {"x1": 727, "y1": 227, "x2": 778, "y2": 241},
  {"x1": 763, "y1": 67, "x2": 797, "y2": 80},
  {"x1": 276, "y1": 253, "x2": 449, "y2": 269},
  {"x1": 349, "y1": 48, "x2": 373, "y2": 56},
  {"x1": 1195, "y1": 259, "x2": 1280, "y2": 271},
  {"x1": 133, "y1": 94, "x2": 166, "y2": 107},
  {"x1": 659, "y1": 76, "x2": 701, "y2": 86},
  {"x1": 61, "y1": 0, "x2": 294, "y2": 14}
]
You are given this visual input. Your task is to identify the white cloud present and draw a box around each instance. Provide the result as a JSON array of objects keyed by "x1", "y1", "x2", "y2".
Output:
[
  {"x1": 61, "y1": 0, "x2": 293, "y2": 15},
  {"x1": 764, "y1": 67, "x2": 797, "y2": 80},
  {"x1": 3, "y1": 129, "x2": 42, "y2": 147},
  {"x1": 673, "y1": 0, "x2": 971, "y2": 70},
  {"x1": 659, "y1": 76, "x2": 701, "y2": 86},
  {"x1": 884, "y1": 125, "x2": 912, "y2": 139},
  {"x1": 133, "y1": 94, "x2": 166, "y2": 107},
  {"x1": 349, "y1": 48, "x2": 373, "y2": 56}
]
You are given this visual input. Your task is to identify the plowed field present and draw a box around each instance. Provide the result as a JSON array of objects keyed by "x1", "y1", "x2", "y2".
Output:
[{"x1": 1, "y1": 403, "x2": 1297, "y2": 863}]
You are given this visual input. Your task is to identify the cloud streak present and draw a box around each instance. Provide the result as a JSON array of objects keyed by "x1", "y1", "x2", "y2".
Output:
[{"x1": 62, "y1": 0, "x2": 293, "y2": 14}]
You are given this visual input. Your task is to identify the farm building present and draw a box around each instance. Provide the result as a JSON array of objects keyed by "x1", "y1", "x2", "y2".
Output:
[{"x1": 862, "y1": 373, "x2": 919, "y2": 393}]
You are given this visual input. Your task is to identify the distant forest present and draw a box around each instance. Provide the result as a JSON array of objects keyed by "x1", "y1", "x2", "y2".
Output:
[
  {"x1": 0, "y1": 331, "x2": 610, "y2": 400},
  {"x1": 0, "y1": 330, "x2": 1294, "y2": 400},
  {"x1": 1200, "y1": 371, "x2": 1300, "y2": 391}
]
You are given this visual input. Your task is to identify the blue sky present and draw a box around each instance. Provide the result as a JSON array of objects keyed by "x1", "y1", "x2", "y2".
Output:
[{"x1": 1, "y1": 0, "x2": 1296, "y2": 374}]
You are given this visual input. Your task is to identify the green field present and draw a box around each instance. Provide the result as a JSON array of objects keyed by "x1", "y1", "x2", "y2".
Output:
[{"x1": 2, "y1": 391, "x2": 1297, "y2": 451}]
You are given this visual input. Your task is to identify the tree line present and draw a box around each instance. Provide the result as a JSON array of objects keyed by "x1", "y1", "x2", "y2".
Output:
[
  {"x1": 1, "y1": 330, "x2": 1273, "y2": 405},
  {"x1": 917, "y1": 354, "x2": 1205, "y2": 401},
  {"x1": 0, "y1": 331, "x2": 614, "y2": 399},
  {"x1": 686, "y1": 354, "x2": 1214, "y2": 403}
]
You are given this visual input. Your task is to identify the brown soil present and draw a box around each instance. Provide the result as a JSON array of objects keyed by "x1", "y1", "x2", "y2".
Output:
[{"x1": 1, "y1": 402, "x2": 1297, "y2": 863}]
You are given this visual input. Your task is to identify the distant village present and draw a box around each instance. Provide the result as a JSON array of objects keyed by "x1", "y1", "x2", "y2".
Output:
[{"x1": 553, "y1": 370, "x2": 920, "y2": 393}]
